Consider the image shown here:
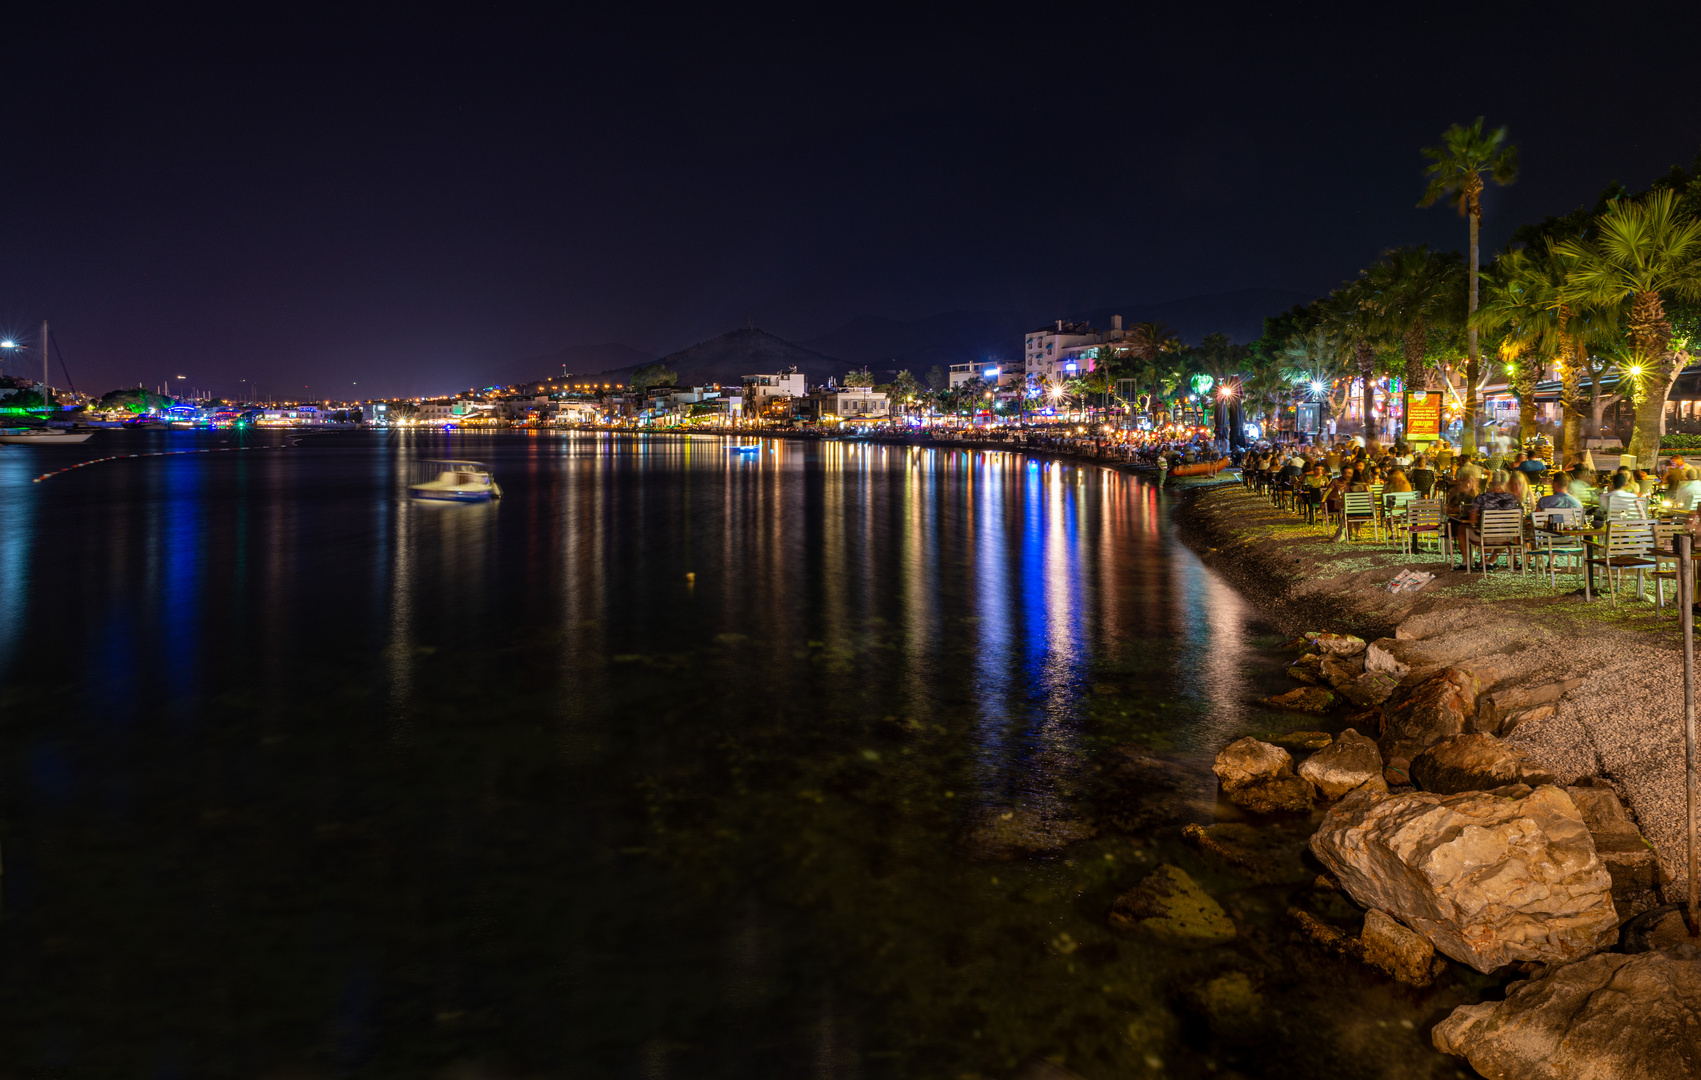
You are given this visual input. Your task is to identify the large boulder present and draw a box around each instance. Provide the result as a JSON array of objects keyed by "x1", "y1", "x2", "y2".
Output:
[
  {"x1": 1309, "y1": 785, "x2": 1617, "y2": 973},
  {"x1": 1298, "y1": 729, "x2": 1385, "y2": 800},
  {"x1": 1378, "y1": 667, "x2": 1480, "y2": 763},
  {"x1": 1410, "y1": 733, "x2": 1559, "y2": 794},
  {"x1": 1313, "y1": 632, "x2": 1366, "y2": 657},
  {"x1": 1475, "y1": 677, "x2": 1585, "y2": 736},
  {"x1": 1213, "y1": 737, "x2": 1315, "y2": 814},
  {"x1": 1108, "y1": 864, "x2": 1235, "y2": 945},
  {"x1": 1433, "y1": 944, "x2": 1701, "y2": 1079},
  {"x1": 1569, "y1": 781, "x2": 1664, "y2": 916}
]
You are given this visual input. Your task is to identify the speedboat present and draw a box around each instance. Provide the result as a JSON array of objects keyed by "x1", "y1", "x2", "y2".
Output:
[
  {"x1": 0, "y1": 427, "x2": 93, "y2": 445},
  {"x1": 727, "y1": 444, "x2": 761, "y2": 454},
  {"x1": 409, "y1": 459, "x2": 502, "y2": 502}
]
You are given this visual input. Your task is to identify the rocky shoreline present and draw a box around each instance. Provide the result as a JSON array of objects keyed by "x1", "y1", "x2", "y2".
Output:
[{"x1": 1163, "y1": 480, "x2": 1701, "y2": 1078}]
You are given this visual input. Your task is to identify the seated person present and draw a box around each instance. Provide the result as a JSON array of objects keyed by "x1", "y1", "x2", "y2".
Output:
[
  {"x1": 1408, "y1": 454, "x2": 1436, "y2": 495},
  {"x1": 1601, "y1": 472, "x2": 1646, "y2": 518},
  {"x1": 1568, "y1": 467, "x2": 1598, "y2": 506},
  {"x1": 1633, "y1": 468, "x2": 1656, "y2": 496},
  {"x1": 1470, "y1": 473, "x2": 1522, "y2": 523},
  {"x1": 1673, "y1": 467, "x2": 1701, "y2": 512},
  {"x1": 1386, "y1": 468, "x2": 1413, "y2": 493},
  {"x1": 1664, "y1": 455, "x2": 1688, "y2": 490},
  {"x1": 1515, "y1": 453, "x2": 1547, "y2": 479},
  {"x1": 1535, "y1": 473, "x2": 1583, "y2": 511}
]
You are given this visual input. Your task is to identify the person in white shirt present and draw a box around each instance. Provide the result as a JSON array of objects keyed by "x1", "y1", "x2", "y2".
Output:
[
  {"x1": 1672, "y1": 467, "x2": 1701, "y2": 512},
  {"x1": 1601, "y1": 473, "x2": 1646, "y2": 518}
]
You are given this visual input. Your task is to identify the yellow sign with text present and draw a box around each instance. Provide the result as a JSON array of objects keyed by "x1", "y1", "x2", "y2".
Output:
[{"x1": 1406, "y1": 392, "x2": 1442, "y2": 440}]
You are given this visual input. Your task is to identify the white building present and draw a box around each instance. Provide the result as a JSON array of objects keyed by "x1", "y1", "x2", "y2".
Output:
[
  {"x1": 801, "y1": 386, "x2": 889, "y2": 422},
  {"x1": 1024, "y1": 315, "x2": 1129, "y2": 382},
  {"x1": 742, "y1": 369, "x2": 808, "y2": 416},
  {"x1": 949, "y1": 362, "x2": 1018, "y2": 388}
]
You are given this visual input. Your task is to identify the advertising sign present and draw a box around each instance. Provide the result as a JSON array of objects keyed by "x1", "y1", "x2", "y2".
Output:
[{"x1": 1406, "y1": 391, "x2": 1442, "y2": 441}]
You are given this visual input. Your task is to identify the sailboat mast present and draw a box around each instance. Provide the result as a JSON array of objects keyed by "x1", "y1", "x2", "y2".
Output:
[{"x1": 41, "y1": 320, "x2": 49, "y2": 411}]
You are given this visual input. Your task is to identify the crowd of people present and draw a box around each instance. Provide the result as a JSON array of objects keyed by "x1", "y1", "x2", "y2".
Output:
[{"x1": 1240, "y1": 437, "x2": 1701, "y2": 566}]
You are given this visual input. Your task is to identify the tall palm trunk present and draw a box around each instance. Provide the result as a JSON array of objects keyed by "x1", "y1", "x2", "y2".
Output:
[
  {"x1": 1626, "y1": 290, "x2": 1675, "y2": 466},
  {"x1": 1463, "y1": 205, "x2": 1481, "y2": 453},
  {"x1": 1514, "y1": 359, "x2": 1539, "y2": 443},
  {"x1": 1559, "y1": 334, "x2": 1586, "y2": 464},
  {"x1": 1357, "y1": 341, "x2": 1378, "y2": 447}
]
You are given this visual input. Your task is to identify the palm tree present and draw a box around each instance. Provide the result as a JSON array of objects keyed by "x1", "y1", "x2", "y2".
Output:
[
  {"x1": 1365, "y1": 246, "x2": 1465, "y2": 439},
  {"x1": 1280, "y1": 326, "x2": 1353, "y2": 428},
  {"x1": 1190, "y1": 332, "x2": 1251, "y2": 446},
  {"x1": 1558, "y1": 189, "x2": 1701, "y2": 464},
  {"x1": 1419, "y1": 118, "x2": 1520, "y2": 453},
  {"x1": 1476, "y1": 248, "x2": 1559, "y2": 445},
  {"x1": 1125, "y1": 321, "x2": 1180, "y2": 422},
  {"x1": 1319, "y1": 280, "x2": 1385, "y2": 448}
]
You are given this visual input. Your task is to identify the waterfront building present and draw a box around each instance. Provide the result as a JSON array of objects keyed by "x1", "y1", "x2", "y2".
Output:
[
  {"x1": 742, "y1": 369, "x2": 807, "y2": 418},
  {"x1": 799, "y1": 386, "x2": 889, "y2": 423},
  {"x1": 1024, "y1": 315, "x2": 1128, "y2": 382}
]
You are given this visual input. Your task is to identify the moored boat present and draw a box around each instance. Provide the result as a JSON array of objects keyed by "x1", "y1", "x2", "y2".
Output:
[
  {"x1": 409, "y1": 459, "x2": 501, "y2": 501},
  {"x1": 0, "y1": 427, "x2": 93, "y2": 445}
]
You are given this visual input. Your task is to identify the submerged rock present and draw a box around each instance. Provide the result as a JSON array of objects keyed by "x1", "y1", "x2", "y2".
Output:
[
  {"x1": 1359, "y1": 909, "x2": 1436, "y2": 987},
  {"x1": 1259, "y1": 686, "x2": 1337, "y2": 714},
  {"x1": 1181, "y1": 822, "x2": 1309, "y2": 883},
  {"x1": 964, "y1": 806, "x2": 1095, "y2": 860},
  {"x1": 1267, "y1": 730, "x2": 1332, "y2": 752},
  {"x1": 1410, "y1": 733, "x2": 1559, "y2": 794},
  {"x1": 1433, "y1": 944, "x2": 1701, "y2": 1079},
  {"x1": 1297, "y1": 729, "x2": 1385, "y2": 800},
  {"x1": 1095, "y1": 742, "x2": 1205, "y2": 834},
  {"x1": 1309, "y1": 784, "x2": 1617, "y2": 973},
  {"x1": 1176, "y1": 970, "x2": 1264, "y2": 1039},
  {"x1": 1109, "y1": 864, "x2": 1235, "y2": 945}
]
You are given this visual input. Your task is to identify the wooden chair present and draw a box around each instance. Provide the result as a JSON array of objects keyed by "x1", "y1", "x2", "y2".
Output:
[
  {"x1": 1340, "y1": 491, "x2": 1378, "y2": 542},
  {"x1": 1650, "y1": 522, "x2": 1690, "y2": 610},
  {"x1": 1584, "y1": 518, "x2": 1657, "y2": 605},
  {"x1": 1531, "y1": 507, "x2": 1585, "y2": 588},
  {"x1": 1473, "y1": 509, "x2": 1528, "y2": 578},
  {"x1": 1402, "y1": 498, "x2": 1449, "y2": 559}
]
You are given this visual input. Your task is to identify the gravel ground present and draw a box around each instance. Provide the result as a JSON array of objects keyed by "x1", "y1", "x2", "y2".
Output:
[{"x1": 1176, "y1": 482, "x2": 1698, "y2": 890}]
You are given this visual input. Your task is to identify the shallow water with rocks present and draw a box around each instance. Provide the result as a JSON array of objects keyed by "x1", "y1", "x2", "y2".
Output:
[{"x1": 0, "y1": 432, "x2": 1490, "y2": 1077}]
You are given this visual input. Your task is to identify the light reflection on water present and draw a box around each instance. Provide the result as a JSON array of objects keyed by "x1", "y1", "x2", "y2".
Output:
[{"x1": 0, "y1": 431, "x2": 1461, "y2": 1078}]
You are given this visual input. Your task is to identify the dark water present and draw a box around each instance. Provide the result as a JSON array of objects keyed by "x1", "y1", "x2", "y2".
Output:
[{"x1": 0, "y1": 431, "x2": 1481, "y2": 1078}]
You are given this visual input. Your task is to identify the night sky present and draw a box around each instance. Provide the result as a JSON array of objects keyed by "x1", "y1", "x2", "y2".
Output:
[{"x1": 3, "y1": 6, "x2": 1700, "y2": 399}]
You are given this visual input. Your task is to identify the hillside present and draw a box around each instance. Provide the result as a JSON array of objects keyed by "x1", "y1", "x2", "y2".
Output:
[
  {"x1": 569, "y1": 328, "x2": 850, "y2": 388},
  {"x1": 800, "y1": 288, "x2": 1314, "y2": 375},
  {"x1": 509, "y1": 341, "x2": 656, "y2": 383}
]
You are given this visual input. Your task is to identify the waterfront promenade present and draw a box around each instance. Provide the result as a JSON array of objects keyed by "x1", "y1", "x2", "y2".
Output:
[{"x1": 1177, "y1": 481, "x2": 1695, "y2": 889}]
